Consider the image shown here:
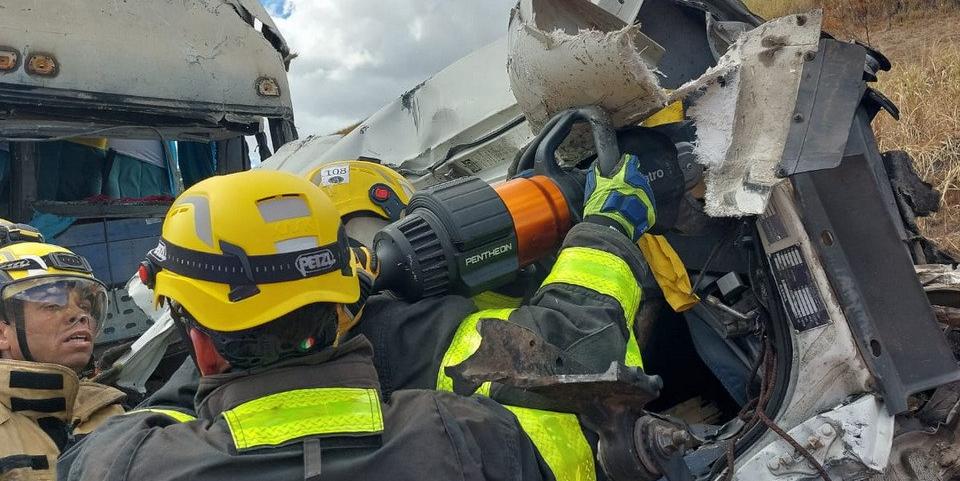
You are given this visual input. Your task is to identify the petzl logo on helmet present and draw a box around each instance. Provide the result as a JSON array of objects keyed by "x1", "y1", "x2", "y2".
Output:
[
  {"x1": 151, "y1": 241, "x2": 168, "y2": 262},
  {"x1": 296, "y1": 249, "x2": 337, "y2": 277}
]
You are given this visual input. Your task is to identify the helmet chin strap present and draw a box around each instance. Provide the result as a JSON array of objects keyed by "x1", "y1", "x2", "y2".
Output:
[
  {"x1": 10, "y1": 310, "x2": 36, "y2": 363},
  {"x1": 337, "y1": 268, "x2": 374, "y2": 343},
  {"x1": 334, "y1": 304, "x2": 361, "y2": 346},
  {"x1": 168, "y1": 301, "x2": 203, "y2": 373}
]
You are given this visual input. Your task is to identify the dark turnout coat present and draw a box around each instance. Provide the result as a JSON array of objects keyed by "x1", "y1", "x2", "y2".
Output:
[{"x1": 58, "y1": 338, "x2": 554, "y2": 481}]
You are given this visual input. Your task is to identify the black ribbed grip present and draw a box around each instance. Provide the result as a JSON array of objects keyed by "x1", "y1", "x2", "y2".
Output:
[
  {"x1": 373, "y1": 176, "x2": 518, "y2": 300},
  {"x1": 374, "y1": 210, "x2": 452, "y2": 300},
  {"x1": 406, "y1": 177, "x2": 513, "y2": 250}
]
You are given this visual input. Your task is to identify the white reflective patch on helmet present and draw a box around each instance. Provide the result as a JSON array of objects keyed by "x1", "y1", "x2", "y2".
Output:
[
  {"x1": 274, "y1": 236, "x2": 319, "y2": 254},
  {"x1": 257, "y1": 195, "x2": 311, "y2": 223},
  {"x1": 177, "y1": 195, "x2": 214, "y2": 248},
  {"x1": 15, "y1": 255, "x2": 52, "y2": 278}
]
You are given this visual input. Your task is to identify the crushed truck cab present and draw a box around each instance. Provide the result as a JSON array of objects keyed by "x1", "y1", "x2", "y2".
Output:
[
  {"x1": 266, "y1": 1, "x2": 960, "y2": 479},
  {"x1": 0, "y1": 0, "x2": 299, "y2": 398}
]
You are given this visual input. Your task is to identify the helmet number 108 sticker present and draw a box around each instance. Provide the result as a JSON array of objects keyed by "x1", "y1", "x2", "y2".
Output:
[{"x1": 320, "y1": 165, "x2": 350, "y2": 185}]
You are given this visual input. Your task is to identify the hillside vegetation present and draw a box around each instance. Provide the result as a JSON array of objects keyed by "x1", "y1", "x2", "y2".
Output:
[{"x1": 742, "y1": 0, "x2": 960, "y2": 255}]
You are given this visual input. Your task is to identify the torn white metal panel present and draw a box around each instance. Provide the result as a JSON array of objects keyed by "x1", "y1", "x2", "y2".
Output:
[
  {"x1": 111, "y1": 276, "x2": 179, "y2": 393},
  {"x1": 427, "y1": 120, "x2": 535, "y2": 188},
  {"x1": 675, "y1": 11, "x2": 822, "y2": 217},
  {"x1": 685, "y1": 71, "x2": 740, "y2": 171},
  {"x1": 733, "y1": 395, "x2": 894, "y2": 480},
  {"x1": 301, "y1": 37, "x2": 528, "y2": 188},
  {"x1": 508, "y1": 0, "x2": 667, "y2": 142},
  {"x1": 259, "y1": 134, "x2": 344, "y2": 175},
  {"x1": 113, "y1": 312, "x2": 177, "y2": 394},
  {"x1": 0, "y1": 0, "x2": 291, "y2": 115}
]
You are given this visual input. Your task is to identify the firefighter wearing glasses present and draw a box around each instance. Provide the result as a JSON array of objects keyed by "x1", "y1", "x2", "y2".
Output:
[{"x1": 0, "y1": 242, "x2": 124, "y2": 480}]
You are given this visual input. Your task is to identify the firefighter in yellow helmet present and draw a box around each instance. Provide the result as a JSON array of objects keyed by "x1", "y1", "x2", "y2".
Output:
[
  {"x1": 58, "y1": 170, "x2": 557, "y2": 481},
  {"x1": 0, "y1": 242, "x2": 124, "y2": 480},
  {"x1": 118, "y1": 157, "x2": 676, "y2": 480},
  {"x1": 310, "y1": 162, "x2": 609, "y2": 481},
  {"x1": 309, "y1": 158, "x2": 672, "y2": 481},
  {"x1": 306, "y1": 161, "x2": 661, "y2": 481},
  {"x1": 115, "y1": 161, "x2": 411, "y2": 412}
]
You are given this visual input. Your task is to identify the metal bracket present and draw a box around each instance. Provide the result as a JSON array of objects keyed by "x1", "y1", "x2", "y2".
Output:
[{"x1": 778, "y1": 39, "x2": 867, "y2": 177}]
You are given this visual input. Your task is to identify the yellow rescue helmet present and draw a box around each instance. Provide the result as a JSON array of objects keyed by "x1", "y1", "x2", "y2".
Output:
[
  {"x1": 0, "y1": 218, "x2": 44, "y2": 247},
  {"x1": 0, "y1": 243, "x2": 108, "y2": 362},
  {"x1": 0, "y1": 242, "x2": 99, "y2": 285},
  {"x1": 143, "y1": 170, "x2": 359, "y2": 333},
  {"x1": 306, "y1": 160, "x2": 413, "y2": 222}
]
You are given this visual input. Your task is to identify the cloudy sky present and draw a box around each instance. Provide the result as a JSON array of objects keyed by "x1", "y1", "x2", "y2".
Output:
[{"x1": 259, "y1": 0, "x2": 518, "y2": 137}]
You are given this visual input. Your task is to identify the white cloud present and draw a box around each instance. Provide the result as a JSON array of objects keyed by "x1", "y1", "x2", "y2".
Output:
[
  {"x1": 408, "y1": 18, "x2": 425, "y2": 42},
  {"x1": 271, "y1": 0, "x2": 517, "y2": 137}
]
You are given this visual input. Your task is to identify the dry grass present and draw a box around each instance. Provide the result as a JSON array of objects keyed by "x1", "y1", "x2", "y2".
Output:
[
  {"x1": 745, "y1": 0, "x2": 958, "y2": 28},
  {"x1": 745, "y1": 0, "x2": 960, "y2": 256},
  {"x1": 873, "y1": 41, "x2": 960, "y2": 254}
]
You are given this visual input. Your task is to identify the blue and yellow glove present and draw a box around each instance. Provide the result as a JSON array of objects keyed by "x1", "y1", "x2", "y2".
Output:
[{"x1": 583, "y1": 153, "x2": 657, "y2": 241}]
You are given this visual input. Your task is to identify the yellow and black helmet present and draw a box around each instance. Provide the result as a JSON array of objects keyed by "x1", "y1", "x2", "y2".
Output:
[
  {"x1": 139, "y1": 170, "x2": 359, "y2": 333},
  {"x1": 0, "y1": 242, "x2": 107, "y2": 362},
  {"x1": 0, "y1": 219, "x2": 44, "y2": 247},
  {"x1": 306, "y1": 160, "x2": 413, "y2": 223}
]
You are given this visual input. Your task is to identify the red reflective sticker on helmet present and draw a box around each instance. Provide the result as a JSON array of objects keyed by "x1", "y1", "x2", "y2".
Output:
[{"x1": 373, "y1": 186, "x2": 390, "y2": 201}]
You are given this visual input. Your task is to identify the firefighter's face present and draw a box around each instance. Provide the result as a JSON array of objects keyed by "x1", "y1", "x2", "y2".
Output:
[{"x1": 0, "y1": 284, "x2": 102, "y2": 373}]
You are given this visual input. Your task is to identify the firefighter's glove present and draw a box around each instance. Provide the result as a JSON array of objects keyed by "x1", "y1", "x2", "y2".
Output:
[{"x1": 583, "y1": 153, "x2": 657, "y2": 241}]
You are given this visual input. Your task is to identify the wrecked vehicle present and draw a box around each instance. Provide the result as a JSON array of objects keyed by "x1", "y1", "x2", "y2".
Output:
[
  {"x1": 263, "y1": 0, "x2": 960, "y2": 479},
  {"x1": 0, "y1": 0, "x2": 298, "y2": 395}
]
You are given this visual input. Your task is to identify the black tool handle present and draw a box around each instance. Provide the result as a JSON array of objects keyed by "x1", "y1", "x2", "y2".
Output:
[
  {"x1": 534, "y1": 106, "x2": 620, "y2": 177},
  {"x1": 516, "y1": 106, "x2": 620, "y2": 178}
]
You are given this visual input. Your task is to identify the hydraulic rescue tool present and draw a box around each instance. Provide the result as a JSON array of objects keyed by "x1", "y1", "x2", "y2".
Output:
[{"x1": 372, "y1": 106, "x2": 686, "y2": 300}]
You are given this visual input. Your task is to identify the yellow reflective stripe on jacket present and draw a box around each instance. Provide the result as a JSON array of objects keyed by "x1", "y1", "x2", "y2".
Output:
[
  {"x1": 223, "y1": 387, "x2": 383, "y2": 451},
  {"x1": 126, "y1": 408, "x2": 197, "y2": 423},
  {"x1": 506, "y1": 406, "x2": 597, "y2": 481},
  {"x1": 438, "y1": 309, "x2": 597, "y2": 481},
  {"x1": 541, "y1": 246, "x2": 643, "y2": 367},
  {"x1": 471, "y1": 291, "x2": 523, "y2": 310},
  {"x1": 436, "y1": 308, "x2": 515, "y2": 395}
]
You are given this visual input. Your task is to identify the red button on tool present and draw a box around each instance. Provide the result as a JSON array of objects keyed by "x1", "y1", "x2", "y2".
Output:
[{"x1": 373, "y1": 186, "x2": 390, "y2": 201}]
